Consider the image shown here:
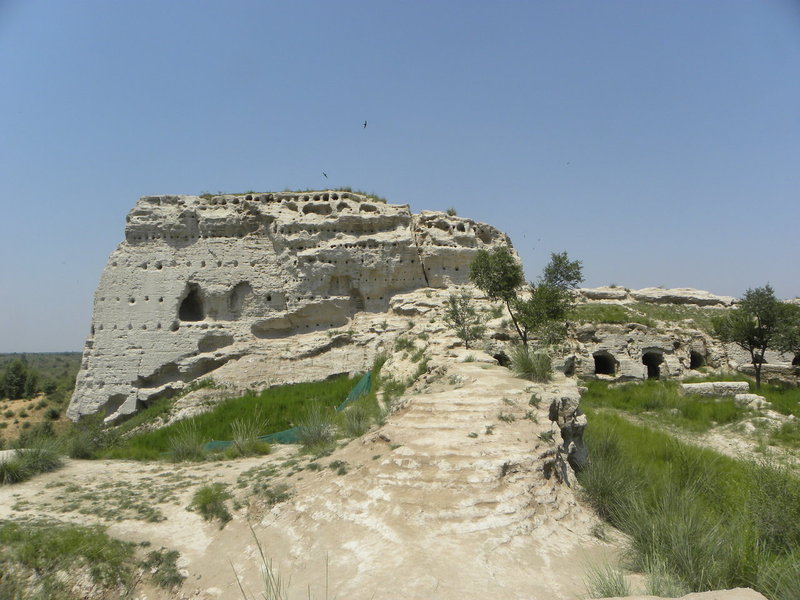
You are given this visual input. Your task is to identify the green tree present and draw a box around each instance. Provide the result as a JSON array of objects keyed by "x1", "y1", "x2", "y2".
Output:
[
  {"x1": 443, "y1": 291, "x2": 485, "y2": 349},
  {"x1": 775, "y1": 302, "x2": 800, "y2": 362},
  {"x1": 3, "y1": 360, "x2": 28, "y2": 400},
  {"x1": 470, "y1": 248, "x2": 582, "y2": 347},
  {"x1": 469, "y1": 247, "x2": 526, "y2": 342},
  {"x1": 712, "y1": 285, "x2": 782, "y2": 389},
  {"x1": 541, "y1": 251, "x2": 585, "y2": 290}
]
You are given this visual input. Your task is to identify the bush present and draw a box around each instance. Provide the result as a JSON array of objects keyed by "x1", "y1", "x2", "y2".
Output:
[
  {"x1": 16, "y1": 436, "x2": 63, "y2": 474},
  {"x1": 189, "y1": 483, "x2": 232, "y2": 527},
  {"x1": 140, "y1": 548, "x2": 185, "y2": 589},
  {"x1": 65, "y1": 413, "x2": 120, "y2": 459},
  {"x1": 341, "y1": 400, "x2": 374, "y2": 438},
  {"x1": 509, "y1": 345, "x2": 552, "y2": 382},
  {"x1": 583, "y1": 562, "x2": 630, "y2": 598},
  {"x1": 252, "y1": 482, "x2": 292, "y2": 506},
  {"x1": 0, "y1": 455, "x2": 28, "y2": 485},
  {"x1": 297, "y1": 402, "x2": 336, "y2": 452},
  {"x1": 169, "y1": 420, "x2": 207, "y2": 462},
  {"x1": 227, "y1": 408, "x2": 271, "y2": 458}
]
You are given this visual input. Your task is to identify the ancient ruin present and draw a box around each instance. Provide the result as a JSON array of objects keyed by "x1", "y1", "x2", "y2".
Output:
[{"x1": 67, "y1": 191, "x2": 512, "y2": 420}]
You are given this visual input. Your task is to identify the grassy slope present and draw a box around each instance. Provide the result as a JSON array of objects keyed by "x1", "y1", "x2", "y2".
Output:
[
  {"x1": 578, "y1": 411, "x2": 800, "y2": 600},
  {"x1": 101, "y1": 374, "x2": 361, "y2": 460}
]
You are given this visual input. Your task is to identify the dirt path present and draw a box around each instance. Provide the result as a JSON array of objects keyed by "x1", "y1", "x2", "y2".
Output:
[{"x1": 1, "y1": 357, "x2": 618, "y2": 600}]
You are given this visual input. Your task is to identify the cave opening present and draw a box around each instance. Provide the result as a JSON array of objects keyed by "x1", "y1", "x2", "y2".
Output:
[
  {"x1": 690, "y1": 350, "x2": 706, "y2": 370},
  {"x1": 593, "y1": 352, "x2": 617, "y2": 376},
  {"x1": 179, "y1": 284, "x2": 204, "y2": 321},
  {"x1": 642, "y1": 351, "x2": 663, "y2": 379}
]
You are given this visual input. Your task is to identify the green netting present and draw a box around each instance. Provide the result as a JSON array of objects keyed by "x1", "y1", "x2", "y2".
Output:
[
  {"x1": 201, "y1": 371, "x2": 372, "y2": 451},
  {"x1": 337, "y1": 372, "x2": 372, "y2": 411},
  {"x1": 259, "y1": 427, "x2": 301, "y2": 444}
]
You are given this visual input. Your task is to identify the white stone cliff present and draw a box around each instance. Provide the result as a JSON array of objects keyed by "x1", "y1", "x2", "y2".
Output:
[{"x1": 67, "y1": 191, "x2": 512, "y2": 420}]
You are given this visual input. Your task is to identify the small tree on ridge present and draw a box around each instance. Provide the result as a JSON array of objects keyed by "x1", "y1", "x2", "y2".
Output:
[{"x1": 712, "y1": 284, "x2": 782, "y2": 390}]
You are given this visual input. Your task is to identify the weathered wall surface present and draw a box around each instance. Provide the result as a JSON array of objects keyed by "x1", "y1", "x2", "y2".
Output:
[{"x1": 68, "y1": 192, "x2": 512, "y2": 420}]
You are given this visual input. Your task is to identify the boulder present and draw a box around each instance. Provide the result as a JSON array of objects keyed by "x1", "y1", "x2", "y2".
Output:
[
  {"x1": 578, "y1": 286, "x2": 629, "y2": 300},
  {"x1": 679, "y1": 382, "x2": 750, "y2": 397},
  {"x1": 734, "y1": 393, "x2": 771, "y2": 410}
]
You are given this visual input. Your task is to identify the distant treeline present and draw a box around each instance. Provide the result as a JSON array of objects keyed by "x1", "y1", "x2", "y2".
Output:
[{"x1": 0, "y1": 353, "x2": 81, "y2": 401}]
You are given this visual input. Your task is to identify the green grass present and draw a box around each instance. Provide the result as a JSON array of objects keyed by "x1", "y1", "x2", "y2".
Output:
[
  {"x1": 577, "y1": 412, "x2": 800, "y2": 599},
  {"x1": 140, "y1": 547, "x2": 185, "y2": 589},
  {"x1": 770, "y1": 420, "x2": 800, "y2": 448},
  {"x1": 570, "y1": 303, "x2": 655, "y2": 327},
  {"x1": 581, "y1": 379, "x2": 747, "y2": 432},
  {"x1": 568, "y1": 302, "x2": 729, "y2": 333},
  {"x1": 98, "y1": 374, "x2": 360, "y2": 460},
  {"x1": 0, "y1": 520, "x2": 136, "y2": 597},
  {"x1": 679, "y1": 373, "x2": 800, "y2": 418},
  {"x1": 509, "y1": 345, "x2": 552, "y2": 382},
  {"x1": 630, "y1": 302, "x2": 728, "y2": 334},
  {"x1": 583, "y1": 562, "x2": 630, "y2": 598},
  {"x1": 189, "y1": 483, "x2": 232, "y2": 527},
  {"x1": 0, "y1": 436, "x2": 63, "y2": 485}
]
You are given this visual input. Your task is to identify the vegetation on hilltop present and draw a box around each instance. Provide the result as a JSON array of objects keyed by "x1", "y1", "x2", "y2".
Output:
[{"x1": 712, "y1": 285, "x2": 799, "y2": 389}]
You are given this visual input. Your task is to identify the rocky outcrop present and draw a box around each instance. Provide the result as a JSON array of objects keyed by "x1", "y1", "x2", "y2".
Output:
[
  {"x1": 68, "y1": 191, "x2": 512, "y2": 421},
  {"x1": 577, "y1": 286, "x2": 736, "y2": 307},
  {"x1": 544, "y1": 394, "x2": 588, "y2": 485}
]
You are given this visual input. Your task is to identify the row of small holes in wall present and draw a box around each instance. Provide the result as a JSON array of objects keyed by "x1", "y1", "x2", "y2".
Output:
[
  {"x1": 290, "y1": 241, "x2": 401, "y2": 251},
  {"x1": 277, "y1": 223, "x2": 392, "y2": 235},
  {"x1": 109, "y1": 259, "x2": 260, "y2": 269},
  {"x1": 425, "y1": 265, "x2": 461, "y2": 271},
  {"x1": 137, "y1": 260, "x2": 246, "y2": 269},
  {"x1": 200, "y1": 192, "x2": 351, "y2": 204},
  {"x1": 283, "y1": 294, "x2": 386, "y2": 302},
  {"x1": 98, "y1": 296, "x2": 165, "y2": 303},
  {"x1": 298, "y1": 257, "x2": 416, "y2": 266},
  {"x1": 94, "y1": 322, "x2": 228, "y2": 332},
  {"x1": 128, "y1": 232, "x2": 248, "y2": 242}
]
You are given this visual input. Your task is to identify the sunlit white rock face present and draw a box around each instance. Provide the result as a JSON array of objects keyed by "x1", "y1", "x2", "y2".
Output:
[{"x1": 67, "y1": 191, "x2": 512, "y2": 420}]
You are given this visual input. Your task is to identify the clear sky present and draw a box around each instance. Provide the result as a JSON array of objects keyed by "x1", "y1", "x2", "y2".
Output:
[{"x1": 1, "y1": 0, "x2": 799, "y2": 352}]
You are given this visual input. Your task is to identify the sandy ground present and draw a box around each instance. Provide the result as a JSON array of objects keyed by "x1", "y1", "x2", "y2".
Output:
[
  {"x1": 1, "y1": 355, "x2": 773, "y2": 600},
  {"x1": 1, "y1": 357, "x2": 622, "y2": 600}
]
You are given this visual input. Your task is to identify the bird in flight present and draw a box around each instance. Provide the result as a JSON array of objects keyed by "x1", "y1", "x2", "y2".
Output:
[
  {"x1": 322, "y1": 172, "x2": 328, "y2": 178},
  {"x1": 363, "y1": 120, "x2": 367, "y2": 129}
]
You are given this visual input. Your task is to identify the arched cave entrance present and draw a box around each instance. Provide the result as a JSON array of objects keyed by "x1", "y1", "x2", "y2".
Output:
[
  {"x1": 179, "y1": 284, "x2": 204, "y2": 321},
  {"x1": 593, "y1": 351, "x2": 617, "y2": 376},
  {"x1": 689, "y1": 350, "x2": 706, "y2": 370},
  {"x1": 642, "y1": 351, "x2": 663, "y2": 380},
  {"x1": 227, "y1": 281, "x2": 253, "y2": 319},
  {"x1": 349, "y1": 288, "x2": 365, "y2": 311},
  {"x1": 793, "y1": 354, "x2": 800, "y2": 367}
]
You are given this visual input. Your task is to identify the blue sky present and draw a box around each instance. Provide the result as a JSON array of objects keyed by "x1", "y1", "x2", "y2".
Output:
[{"x1": 1, "y1": 0, "x2": 798, "y2": 352}]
